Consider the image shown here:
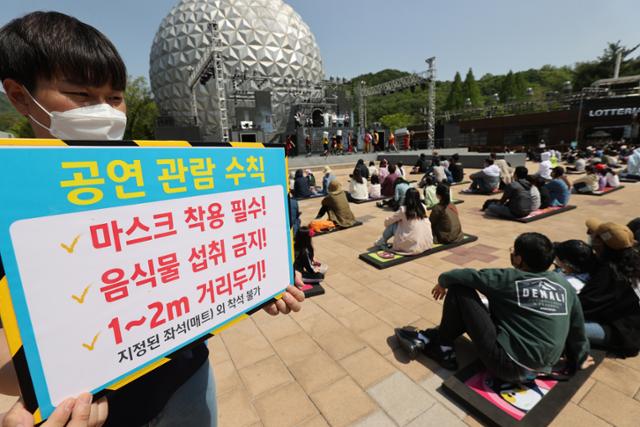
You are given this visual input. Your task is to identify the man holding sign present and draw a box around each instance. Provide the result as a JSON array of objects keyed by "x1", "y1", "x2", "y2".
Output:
[{"x1": 0, "y1": 11, "x2": 304, "y2": 427}]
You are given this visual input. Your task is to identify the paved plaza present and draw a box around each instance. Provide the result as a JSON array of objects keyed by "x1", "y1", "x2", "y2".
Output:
[{"x1": 2, "y1": 162, "x2": 638, "y2": 426}]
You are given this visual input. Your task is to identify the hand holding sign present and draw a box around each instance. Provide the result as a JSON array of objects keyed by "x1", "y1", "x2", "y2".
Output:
[{"x1": 1, "y1": 394, "x2": 107, "y2": 427}]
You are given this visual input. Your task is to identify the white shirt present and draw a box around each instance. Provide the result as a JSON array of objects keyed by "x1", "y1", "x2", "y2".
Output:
[
  {"x1": 483, "y1": 164, "x2": 501, "y2": 177},
  {"x1": 349, "y1": 179, "x2": 369, "y2": 200},
  {"x1": 606, "y1": 172, "x2": 620, "y2": 188},
  {"x1": 369, "y1": 183, "x2": 381, "y2": 198}
]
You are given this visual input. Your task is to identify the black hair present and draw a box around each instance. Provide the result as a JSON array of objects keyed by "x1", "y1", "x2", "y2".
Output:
[
  {"x1": 490, "y1": 152, "x2": 497, "y2": 160},
  {"x1": 628, "y1": 217, "x2": 640, "y2": 242},
  {"x1": 424, "y1": 175, "x2": 435, "y2": 186},
  {"x1": 369, "y1": 161, "x2": 375, "y2": 166},
  {"x1": 485, "y1": 158, "x2": 494, "y2": 166},
  {"x1": 370, "y1": 174, "x2": 380, "y2": 185},
  {"x1": 514, "y1": 232, "x2": 555, "y2": 272},
  {"x1": 294, "y1": 226, "x2": 314, "y2": 260},
  {"x1": 352, "y1": 168, "x2": 364, "y2": 184},
  {"x1": 554, "y1": 240, "x2": 595, "y2": 274},
  {"x1": 599, "y1": 246, "x2": 640, "y2": 289},
  {"x1": 452, "y1": 153, "x2": 459, "y2": 161},
  {"x1": 397, "y1": 162, "x2": 404, "y2": 168},
  {"x1": 0, "y1": 11, "x2": 127, "y2": 92},
  {"x1": 436, "y1": 183, "x2": 451, "y2": 206},
  {"x1": 357, "y1": 159, "x2": 364, "y2": 165},
  {"x1": 403, "y1": 188, "x2": 426, "y2": 220},
  {"x1": 295, "y1": 169, "x2": 304, "y2": 178},
  {"x1": 514, "y1": 166, "x2": 528, "y2": 180},
  {"x1": 433, "y1": 159, "x2": 440, "y2": 167},
  {"x1": 552, "y1": 166, "x2": 565, "y2": 178},
  {"x1": 388, "y1": 164, "x2": 397, "y2": 174},
  {"x1": 585, "y1": 165, "x2": 595, "y2": 174}
]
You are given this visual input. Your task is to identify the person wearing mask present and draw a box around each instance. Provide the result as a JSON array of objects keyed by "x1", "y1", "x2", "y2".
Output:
[
  {"x1": 381, "y1": 164, "x2": 399, "y2": 197},
  {"x1": 315, "y1": 181, "x2": 357, "y2": 228},
  {"x1": 580, "y1": 219, "x2": 640, "y2": 357},
  {"x1": 485, "y1": 166, "x2": 532, "y2": 219},
  {"x1": 293, "y1": 169, "x2": 316, "y2": 198},
  {"x1": 348, "y1": 168, "x2": 369, "y2": 202},
  {"x1": 430, "y1": 183, "x2": 464, "y2": 244},
  {"x1": 353, "y1": 159, "x2": 370, "y2": 181},
  {"x1": 573, "y1": 165, "x2": 599, "y2": 193},
  {"x1": 448, "y1": 154, "x2": 464, "y2": 183},
  {"x1": 374, "y1": 188, "x2": 433, "y2": 254},
  {"x1": 467, "y1": 159, "x2": 501, "y2": 194},
  {"x1": 544, "y1": 166, "x2": 571, "y2": 207},
  {"x1": 396, "y1": 233, "x2": 594, "y2": 379},
  {"x1": 536, "y1": 152, "x2": 553, "y2": 181},
  {"x1": 321, "y1": 166, "x2": 336, "y2": 195}
]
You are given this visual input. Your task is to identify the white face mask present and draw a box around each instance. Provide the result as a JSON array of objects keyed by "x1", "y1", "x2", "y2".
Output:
[{"x1": 25, "y1": 88, "x2": 127, "y2": 140}]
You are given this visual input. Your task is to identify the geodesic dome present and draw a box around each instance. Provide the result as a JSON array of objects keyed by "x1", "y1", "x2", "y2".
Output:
[{"x1": 149, "y1": 0, "x2": 325, "y2": 139}]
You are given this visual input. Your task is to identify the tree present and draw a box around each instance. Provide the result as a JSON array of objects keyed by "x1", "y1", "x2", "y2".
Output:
[
  {"x1": 514, "y1": 72, "x2": 527, "y2": 99},
  {"x1": 9, "y1": 117, "x2": 35, "y2": 138},
  {"x1": 379, "y1": 112, "x2": 414, "y2": 130},
  {"x1": 124, "y1": 76, "x2": 158, "y2": 140},
  {"x1": 500, "y1": 70, "x2": 516, "y2": 102},
  {"x1": 574, "y1": 41, "x2": 640, "y2": 90},
  {"x1": 462, "y1": 68, "x2": 482, "y2": 106},
  {"x1": 445, "y1": 72, "x2": 464, "y2": 111}
]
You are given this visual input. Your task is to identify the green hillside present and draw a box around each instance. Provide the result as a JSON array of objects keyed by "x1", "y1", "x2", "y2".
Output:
[{"x1": 0, "y1": 91, "x2": 22, "y2": 133}]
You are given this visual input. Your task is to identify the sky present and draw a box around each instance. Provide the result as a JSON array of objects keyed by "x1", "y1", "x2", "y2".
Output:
[{"x1": 1, "y1": 0, "x2": 639, "y2": 83}]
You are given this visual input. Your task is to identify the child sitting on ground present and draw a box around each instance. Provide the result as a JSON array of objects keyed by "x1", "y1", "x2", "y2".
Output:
[
  {"x1": 573, "y1": 165, "x2": 599, "y2": 193},
  {"x1": 421, "y1": 175, "x2": 439, "y2": 209},
  {"x1": 605, "y1": 168, "x2": 620, "y2": 188},
  {"x1": 369, "y1": 174, "x2": 382, "y2": 199},
  {"x1": 430, "y1": 183, "x2": 464, "y2": 244},
  {"x1": 375, "y1": 188, "x2": 433, "y2": 255},
  {"x1": 294, "y1": 227, "x2": 328, "y2": 283},
  {"x1": 553, "y1": 240, "x2": 595, "y2": 294}
]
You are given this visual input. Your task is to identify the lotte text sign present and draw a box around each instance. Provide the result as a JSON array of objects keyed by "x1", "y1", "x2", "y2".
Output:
[{"x1": 0, "y1": 140, "x2": 292, "y2": 421}]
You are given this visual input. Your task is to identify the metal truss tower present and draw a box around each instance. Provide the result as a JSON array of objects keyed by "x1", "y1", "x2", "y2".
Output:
[{"x1": 426, "y1": 57, "x2": 436, "y2": 149}]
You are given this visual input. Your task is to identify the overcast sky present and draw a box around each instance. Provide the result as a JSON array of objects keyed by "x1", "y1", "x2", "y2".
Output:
[{"x1": 2, "y1": 0, "x2": 639, "y2": 82}]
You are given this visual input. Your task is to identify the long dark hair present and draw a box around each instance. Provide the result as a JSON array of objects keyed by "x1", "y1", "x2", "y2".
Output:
[
  {"x1": 294, "y1": 226, "x2": 314, "y2": 260},
  {"x1": 436, "y1": 183, "x2": 451, "y2": 206},
  {"x1": 600, "y1": 246, "x2": 640, "y2": 289},
  {"x1": 353, "y1": 168, "x2": 364, "y2": 184},
  {"x1": 404, "y1": 188, "x2": 426, "y2": 220}
]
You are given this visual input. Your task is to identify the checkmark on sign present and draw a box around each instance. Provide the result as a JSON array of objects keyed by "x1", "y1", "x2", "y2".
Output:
[
  {"x1": 82, "y1": 332, "x2": 100, "y2": 351},
  {"x1": 60, "y1": 235, "x2": 81, "y2": 254},
  {"x1": 71, "y1": 285, "x2": 91, "y2": 304}
]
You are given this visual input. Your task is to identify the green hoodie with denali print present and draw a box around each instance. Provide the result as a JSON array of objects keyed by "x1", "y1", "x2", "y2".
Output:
[{"x1": 438, "y1": 268, "x2": 590, "y2": 372}]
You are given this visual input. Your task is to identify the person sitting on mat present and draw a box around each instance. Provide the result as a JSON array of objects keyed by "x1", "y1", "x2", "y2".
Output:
[
  {"x1": 553, "y1": 240, "x2": 595, "y2": 294},
  {"x1": 529, "y1": 176, "x2": 542, "y2": 211},
  {"x1": 368, "y1": 161, "x2": 378, "y2": 178},
  {"x1": 567, "y1": 153, "x2": 587, "y2": 173},
  {"x1": 412, "y1": 153, "x2": 430, "y2": 174},
  {"x1": 573, "y1": 165, "x2": 600, "y2": 193},
  {"x1": 580, "y1": 219, "x2": 640, "y2": 357},
  {"x1": 490, "y1": 153, "x2": 513, "y2": 188},
  {"x1": 348, "y1": 168, "x2": 369, "y2": 202},
  {"x1": 396, "y1": 232, "x2": 594, "y2": 380},
  {"x1": 378, "y1": 177, "x2": 411, "y2": 210},
  {"x1": 605, "y1": 167, "x2": 620, "y2": 188},
  {"x1": 421, "y1": 175, "x2": 439, "y2": 209},
  {"x1": 621, "y1": 147, "x2": 640, "y2": 180},
  {"x1": 381, "y1": 164, "x2": 400, "y2": 197},
  {"x1": 321, "y1": 166, "x2": 336, "y2": 195},
  {"x1": 467, "y1": 158, "x2": 501, "y2": 194},
  {"x1": 432, "y1": 159, "x2": 448, "y2": 184},
  {"x1": 305, "y1": 169, "x2": 317, "y2": 189},
  {"x1": 293, "y1": 169, "x2": 317, "y2": 198},
  {"x1": 374, "y1": 188, "x2": 433, "y2": 254},
  {"x1": 536, "y1": 151, "x2": 553, "y2": 181},
  {"x1": 430, "y1": 183, "x2": 464, "y2": 244},
  {"x1": 448, "y1": 153, "x2": 465, "y2": 183},
  {"x1": 544, "y1": 166, "x2": 571, "y2": 207},
  {"x1": 353, "y1": 159, "x2": 370, "y2": 181},
  {"x1": 369, "y1": 174, "x2": 382, "y2": 199},
  {"x1": 378, "y1": 159, "x2": 390, "y2": 183},
  {"x1": 315, "y1": 181, "x2": 357, "y2": 228},
  {"x1": 397, "y1": 161, "x2": 406, "y2": 178},
  {"x1": 484, "y1": 166, "x2": 533, "y2": 219},
  {"x1": 294, "y1": 226, "x2": 327, "y2": 283}
]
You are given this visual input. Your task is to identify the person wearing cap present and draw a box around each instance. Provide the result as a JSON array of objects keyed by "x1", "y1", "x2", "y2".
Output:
[
  {"x1": 572, "y1": 165, "x2": 599, "y2": 193},
  {"x1": 315, "y1": 181, "x2": 357, "y2": 228},
  {"x1": 554, "y1": 240, "x2": 596, "y2": 294},
  {"x1": 321, "y1": 166, "x2": 336, "y2": 195},
  {"x1": 580, "y1": 219, "x2": 640, "y2": 356}
]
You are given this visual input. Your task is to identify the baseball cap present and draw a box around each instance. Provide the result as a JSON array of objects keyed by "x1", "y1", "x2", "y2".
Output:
[{"x1": 585, "y1": 218, "x2": 636, "y2": 250}]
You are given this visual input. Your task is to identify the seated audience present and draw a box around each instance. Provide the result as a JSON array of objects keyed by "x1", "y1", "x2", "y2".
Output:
[
  {"x1": 353, "y1": 159, "x2": 370, "y2": 181},
  {"x1": 378, "y1": 159, "x2": 390, "y2": 182},
  {"x1": 573, "y1": 165, "x2": 599, "y2": 193},
  {"x1": 305, "y1": 169, "x2": 317, "y2": 188},
  {"x1": 375, "y1": 188, "x2": 433, "y2": 255},
  {"x1": 580, "y1": 219, "x2": 640, "y2": 356},
  {"x1": 321, "y1": 166, "x2": 336, "y2": 195},
  {"x1": 397, "y1": 162, "x2": 406, "y2": 178},
  {"x1": 368, "y1": 161, "x2": 378, "y2": 178},
  {"x1": 529, "y1": 178, "x2": 541, "y2": 211},
  {"x1": 491, "y1": 153, "x2": 513, "y2": 186},
  {"x1": 485, "y1": 166, "x2": 532, "y2": 219},
  {"x1": 468, "y1": 158, "x2": 501, "y2": 194},
  {"x1": 381, "y1": 164, "x2": 400, "y2": 197},
  {"x1": 537, "y1": 151, "x2": 553, "y2": 180},
  {"x1": 430, "y1": 183, "x2": 464, "y2": 244},
  {"x1": 568, "y1": 154, "x2": 587, "y2": 172},
  {"x1": 422, "y1": 175, "x2": 439, "y2": 209},
  {"x1": 439, "y1": 156, "x2": 450, "y2": 170},
  {"x1": 412, "y1": 153, "x2": 430, "y2": 174},
  {"x1": 544, "y1": 166, "x2": 571, "y2": 206},
  {"x1": 348, "y1": 168, "x2": 369, "y2": 202},
  {"x1": 622, "y1": 147, "x2": 640, "y2": 179},
  {"x1": 294, "y1": 227, "x2": 326, "y2": 283},
  {"x1": 448, "y1": 154, "x2": 465, "y2": 183},
  {"x1": 605, "y1": 168, "x2": 620, "y2": 188},
  {"x1": 432, "y1": 159, "x2": 448, "y2": 184},
  {"x1": 628, "y1": 217, "x2": 640, "y2": 243},
  {"x1": 293, "y1": 169, "x2": 316, "y2": 198},
  {"x1": 289, "y1": 191, "x2": 301, "y2": 236},
  {"x1": 369, "y1": 174, "x2": 382, "y2": 199},
  {"x1": 554, "y1": 240, "x2": 595, "y2": 294},
  {"x1": 315, "y1": 181, "x2": 357, "y2": 228},
  {"x1": 399, "y1": 232, "x2": 593, "y2": 378}
]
